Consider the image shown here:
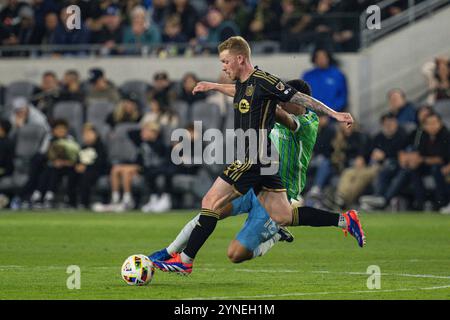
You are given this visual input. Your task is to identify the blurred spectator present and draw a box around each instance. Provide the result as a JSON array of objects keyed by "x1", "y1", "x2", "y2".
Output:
[
  {"x1": 148, "y1": 71, "x2": 177, "y2": 109},
  {"x1": 44, "y1": 119, "x2": 80, "y2": 208},
  {"x1": 178, "y1": 72, "x2": 206, "y2": 121},
  {"x1": 122, "y1": 6, "x2": 161, "y2": 54},
  {"x1": 188, "y1": 20, "x2": 210, "y2": 55},
  {"x1": 151, "y1": 0, "x2": 170, "y2": 29},
  {"x1": 309, "y1": 0, "x2": 357, "y2": 52},
  {"x1": 10, "y1": 97, "x2": 51, "y2": 208},
  {"x1": 248, "y1": 0, "x2": 282, "y2": 41},
  {"x1": 360, "y1": 105, "x2": 434, "y2": 210},
  {"x1": 75, "y1": 123, "x2": 108, "y2": 209},
  {"x1": 308, "y1": 120, "x2": 369, "y2": 206},
  {"x1": 161, "y1": 14, "x2": 187, "y2": 56},
  {"x1": 9, "y1": 96, "x2": 49, "y2": 132},
  {"x1": 0, "y1": 119, "x2": 14, "y2": 208},
  {"x1": 11, "y1": 6, "x2": 42, "y2": 46},
  {"x1": 280, "y1": 0, "x2": 313, "y2": 52},
  {"x1": 204, "y1": 72, "x2": 234, "y2": 118},
  {"x1": 31, "y1": 0, "x2": 60, "y2": 30},
  {"x1": 86, "y1": 68, "x2": 120, "y2": 106},
  {"x1": 336, "y1": 113, "x2": 408, "y2": 208},
  {"x1": 90, "y1": 5, "x2": 125, "y2": 56},
  {"x1": 52, "y1": 6, "x2": 91, "y2": 50},
  {"x1": 387, "y1": 88, "x2": 417, "y2": 128},
  {"x1": 409, "y1": 112, "x2": 449, "y2": 210},
  {"x1": 31, "y1": 70, "x2": 60, "y2": 117},
  {"x1": 215, "y1": 0, "x2": 251, "y2": 39},
  {"x1": 0, "y1": 0, "x2": 28, "y2": 28},
  {"x1": 422, "y1": 56, "x2": 450, "y2": 105},
  {"x1": 39, "y1": 11, "x2": 58, "y2": 45},
  {"x1": 23, "y1": 119, "x2": 74, "y2": 208},
  {"x1": 59, "y1": 69, "x2": 85, "y2": 104},
  {"x1": 206, "y1": 7, "x2": 239, "y2": 47},
  {"x1": 128, "y1": 121, "x2": 173, "y2": 212},
  {"x1": 140, "y1": 98, "x2": 180, "y2": 143},
  {"x1": 167, "y1": 0, "x2": 199, "y2": 42},
  {"x1": 305, "y1": 115, "x2": 335, "y2": 203},
  {"x1": 302, "y1": 48, "x2": 348, "y2": 112},
  {"x1": 0, "y1": 119, "x2": 14, "y2": 180},
  {"x1": 106, "y1": 95, "x2": 142, "y2": 130}
]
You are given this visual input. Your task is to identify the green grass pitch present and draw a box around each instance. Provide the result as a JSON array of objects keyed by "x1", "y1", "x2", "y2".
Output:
[{"x1": 0, "y1": 210, "x2": 449, "y2": 300}]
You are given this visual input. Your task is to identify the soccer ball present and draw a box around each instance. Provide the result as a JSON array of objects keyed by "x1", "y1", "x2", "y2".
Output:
[{"x1": 121, "y1": 254, "x2": 155, "y2": 286}]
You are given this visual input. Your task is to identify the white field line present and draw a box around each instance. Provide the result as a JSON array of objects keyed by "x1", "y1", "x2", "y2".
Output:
[
  {"x1": 186, "y1": 284, "x2": 450, "y2": 300},
  {"x1": 1, "y1": 265, "x2": 449, "y2": 281}
]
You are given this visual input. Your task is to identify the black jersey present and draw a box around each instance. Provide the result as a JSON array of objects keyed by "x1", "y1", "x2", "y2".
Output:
[{"x1": 233, "y1": 67, "x2": 296, "y2": 164}]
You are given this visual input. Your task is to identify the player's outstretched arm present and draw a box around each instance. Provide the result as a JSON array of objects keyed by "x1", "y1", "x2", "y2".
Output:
[
  {"x1": 289, "y1": 91, "x2": 354, "y2": 127},
  {"x1": 275, "y1": 106, "x2": 299, "y2": 132},
  {"x1": 192, "y1": 81, "x2": 236, "y2": 97}
]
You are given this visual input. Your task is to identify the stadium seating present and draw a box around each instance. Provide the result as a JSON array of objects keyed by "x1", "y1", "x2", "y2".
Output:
[
  {"x1": 119, "y1": 80, "x2": 151, "y2": 111},
  {"x1": 86, "y1": 100, "x2": 115, "y2": 139},
  {"x1": 0, "y1": 123, "x2": 48, "y2": 192},
  {"x1": 52, "y1": 101, "x2": 84, "y2": 142}
]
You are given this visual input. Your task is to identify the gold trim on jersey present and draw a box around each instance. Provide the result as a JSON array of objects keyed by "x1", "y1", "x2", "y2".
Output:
[
  {"x1": 261, "y1": 187, "x2": 287, "y2": 192},
  {"x1": 253, "y1": 71, "x2": 278, "y2": 85},
  {"x1": 259, "y1": 100, "x2": 270, "y2": 160},
  {"x1": 230, "y1": 160, "x2": 252, "y2": 181}
]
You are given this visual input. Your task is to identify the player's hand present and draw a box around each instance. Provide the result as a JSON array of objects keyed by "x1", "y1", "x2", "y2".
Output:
[
  {"x1": 192, "y1": 81, "x2": 216, "y2": 95},
  {"x1": 334, "y1": 112, "x2": 354, "y2": 127}
]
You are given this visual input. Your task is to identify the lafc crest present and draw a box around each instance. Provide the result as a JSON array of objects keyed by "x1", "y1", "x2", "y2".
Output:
[{"x1": 245, "y1": 84, "x2": 254, "y2": 96}]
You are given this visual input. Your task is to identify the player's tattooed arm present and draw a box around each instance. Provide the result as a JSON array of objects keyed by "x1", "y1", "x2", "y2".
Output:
[
  {"x1": 289, "y1": 91, "x2": 354, "y2": 126},
  {"x1": 192, "y1": 81, "x2": 235, "y2": 97},
  {"x1": 276, "y1": 106, "x2": 300, "y2": 132}
]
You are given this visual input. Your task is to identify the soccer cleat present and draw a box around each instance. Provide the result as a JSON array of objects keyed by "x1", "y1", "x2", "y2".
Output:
[
  {"x1": 152, "y1": 253, "x2": 193, "y2": 275},
  {"x1": 342, "y1": 210, "x2": 366, "y2": 248},
  {"x1": 278, "y1": 226, "x2": 294, "y2": 243},
  {"x1": 148, "y1": 248, "x2": 172, "y2": 262}
]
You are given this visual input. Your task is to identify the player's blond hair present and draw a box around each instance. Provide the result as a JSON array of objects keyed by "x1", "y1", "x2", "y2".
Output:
[{"x1": 218, "y1": 36, "x2": 251, "y2": 59}]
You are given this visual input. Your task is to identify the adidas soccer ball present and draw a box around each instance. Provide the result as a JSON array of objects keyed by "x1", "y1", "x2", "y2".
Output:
[{"x1": 121, "y1": 254, "x2": 155, "y2": 286}]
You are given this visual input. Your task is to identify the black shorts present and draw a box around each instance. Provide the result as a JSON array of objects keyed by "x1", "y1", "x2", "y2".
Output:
[{"x1": 220, "y1": 160, "x2": 286, "y2": 196}]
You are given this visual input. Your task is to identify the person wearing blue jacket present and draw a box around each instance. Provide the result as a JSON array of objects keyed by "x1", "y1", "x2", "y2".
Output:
[{"x1": 302, "y1": 48, "x2": 348, "y2": 112}]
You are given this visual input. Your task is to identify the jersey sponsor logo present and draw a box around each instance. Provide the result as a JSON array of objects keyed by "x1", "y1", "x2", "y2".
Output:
[
  {"x1": 238, "y1": 99, "x2": 250, "y2": 113},
  {"x1": 276, "y1": 82, "x2": 285, "y2": 91},
  {"x1": 245, "y1": 84, "x2": 254, "y2": 97}
]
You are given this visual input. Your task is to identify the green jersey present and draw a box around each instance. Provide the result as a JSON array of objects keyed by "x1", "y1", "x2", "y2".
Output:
[{"x1": 269, "y1": 110, "x2": 319, "y2": 200}]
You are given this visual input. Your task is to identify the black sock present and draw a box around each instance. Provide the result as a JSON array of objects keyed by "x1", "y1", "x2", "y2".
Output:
[
  {"x1": 183, "y1": 209, "x2": 219, "y2": 259},
  {"x1": 291, "y1": 206, "x2": 340, "y2": 227}
]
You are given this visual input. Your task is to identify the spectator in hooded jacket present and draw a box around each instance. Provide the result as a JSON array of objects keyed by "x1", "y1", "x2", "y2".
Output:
[{"x1": 302, "y1": 48, "x2": 348, "y2": 112}]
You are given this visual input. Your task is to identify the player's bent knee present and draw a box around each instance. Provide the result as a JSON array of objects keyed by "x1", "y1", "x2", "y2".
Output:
[
  {"x1": 271, "y1": 213, "x2": 291, "y2": 227},
  {"x1": 227, "y1": 241, "x2": 252, "y2": 263}
]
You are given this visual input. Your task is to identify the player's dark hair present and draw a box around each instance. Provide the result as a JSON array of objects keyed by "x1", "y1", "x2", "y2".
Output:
[{"x1": 286, "y1": 79, "x2": 312, "y2": 96}]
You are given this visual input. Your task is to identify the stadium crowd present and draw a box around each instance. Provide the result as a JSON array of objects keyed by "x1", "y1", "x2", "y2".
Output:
[
  {"x1": 0, "y1": 0, "x2": 425, "y2": 56},
  {"x1": 0, "y1": 47, "x2": 449, "y2": 213}
]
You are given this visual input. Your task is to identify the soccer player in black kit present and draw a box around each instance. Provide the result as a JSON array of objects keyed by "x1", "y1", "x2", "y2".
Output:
[{"x1": 152, "y1": 36, "x2": 363, "y2": 274}]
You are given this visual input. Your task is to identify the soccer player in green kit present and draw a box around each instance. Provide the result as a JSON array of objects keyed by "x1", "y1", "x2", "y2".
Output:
[{"x1": 150, "y1": 79, "x2": 363, "y2": 266}]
